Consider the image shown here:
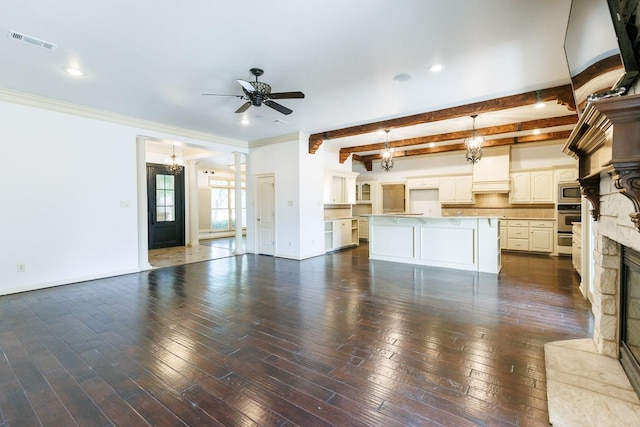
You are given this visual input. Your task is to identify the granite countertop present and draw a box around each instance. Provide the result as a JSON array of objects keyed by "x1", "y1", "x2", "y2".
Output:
[
  {"x1": 503, "y1": 217, "x2": 556, "y2": 221},
  {"x1": 367, "y1": 214, "x2": 502, "y2": 219}
]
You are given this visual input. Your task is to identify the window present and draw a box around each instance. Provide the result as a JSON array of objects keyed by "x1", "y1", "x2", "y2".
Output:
[
  {"x1": 210, "y1": 178, "x2": 246, "y2": 231},
  {"x1": 156, "y1": 174, "x2": 175, "y2": 222}
]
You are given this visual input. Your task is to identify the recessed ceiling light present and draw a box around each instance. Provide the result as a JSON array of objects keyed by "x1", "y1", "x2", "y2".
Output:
[
  {"x1": 240, "y1": 118, "x2": 250, "y2": 126},
  {"x1": 429, "y1": 64, "x2": 444, "y2": 73},
  {"x1": 533, "y1": 129, "x2": 542, "y2": 135},
  {"x1": 428, "y1": 143, "x2": 435, "y2": 148},
  {"x1": 393, "y1": 73, "x2": 413, "y2": 82},
  {"x1": 64, "y1": 67, "x2": 85, "y2": 77},
  {"x1": 535, "y1": 101, "x2": 546, "y2": 109}
]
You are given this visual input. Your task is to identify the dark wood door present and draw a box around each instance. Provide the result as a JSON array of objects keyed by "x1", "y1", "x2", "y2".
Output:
[{"x1": 147, "y1": 163, "x2": 185, "y2": 249}]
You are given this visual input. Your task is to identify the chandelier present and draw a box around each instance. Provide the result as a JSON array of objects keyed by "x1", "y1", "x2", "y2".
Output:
[
  {"x1": 464, "y1": 115, "x2": 484, "y2": 164},
  {"x1": 380, "y1": 129, "x2": 394, "y2": 172},
  {"x1": 166, "y1": 145, "x2": 184, "y2": 175}
]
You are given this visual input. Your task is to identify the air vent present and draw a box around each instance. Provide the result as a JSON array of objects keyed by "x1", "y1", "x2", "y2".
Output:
[
  {"x1": 273, "y1": 119, "x2": 289, "y2": 125},
  {"x1": 7, "y1": 30, "x2": 57, "y2": 51}
]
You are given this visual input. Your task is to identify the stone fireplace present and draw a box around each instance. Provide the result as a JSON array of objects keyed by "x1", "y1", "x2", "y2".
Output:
[
  {"x1": 591, "y1": 173, "x2": 640, "y2": 391},
  {"x1": 546, "y1": 94, "x2": 640, "y2": 424}
]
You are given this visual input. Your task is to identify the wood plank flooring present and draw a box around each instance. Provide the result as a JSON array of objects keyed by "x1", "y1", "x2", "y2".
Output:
[{"x1": 0, "y1": 245, "x2": 592, "y2": 426}]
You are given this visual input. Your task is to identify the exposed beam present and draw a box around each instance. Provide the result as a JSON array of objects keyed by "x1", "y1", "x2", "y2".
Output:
[
  {"x1": 338, "y1": 115, "x2": 578, "y2": 162},
  {"x1": 309, "y1": 84, "x2": 575, "y2": 154},
  {"x1": 354, "y1": 130, "x2": 573, "y2": 171}
]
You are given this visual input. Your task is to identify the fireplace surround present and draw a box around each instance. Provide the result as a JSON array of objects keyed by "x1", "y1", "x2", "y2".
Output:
[{"x1": 565, "y1": 94, "x2": 640, "y2": 395}]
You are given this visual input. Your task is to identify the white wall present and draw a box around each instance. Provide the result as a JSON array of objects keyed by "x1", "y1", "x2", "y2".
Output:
[
  {"x1": 247, "y1": 133, "x2": 325, "y2": 260},
  {"x1": 510, "y1": 141, "x2": 575, "y2": 170},
  {"x1": 0, "y1": 98, "x2": 245, "y2": 295}
]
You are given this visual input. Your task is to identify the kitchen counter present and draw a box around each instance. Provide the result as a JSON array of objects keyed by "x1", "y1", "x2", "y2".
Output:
[{"x1": 368, "y1": 215, "x2": 501, "y2": 273}]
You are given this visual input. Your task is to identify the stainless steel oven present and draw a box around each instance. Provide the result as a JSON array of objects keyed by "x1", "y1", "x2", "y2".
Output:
[
  {"x1": 557, "y1": 204, "x2": 581, "y2": 233},
  {"x1": 558, "y1": 183, "x2": 581, "y2": 204}
]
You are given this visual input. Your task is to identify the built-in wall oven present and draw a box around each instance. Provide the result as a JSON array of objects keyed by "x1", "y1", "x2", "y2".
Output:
[{"x1": 557, "y1": 204, "x2": 581, "y2": 252}]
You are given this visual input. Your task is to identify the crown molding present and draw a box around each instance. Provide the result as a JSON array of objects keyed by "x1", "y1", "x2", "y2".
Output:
[{"x1": 0, "y1": 87, "x2": 247, "y2": 149}]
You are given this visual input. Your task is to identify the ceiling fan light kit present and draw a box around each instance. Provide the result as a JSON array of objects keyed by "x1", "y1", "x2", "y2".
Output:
[{"x1": 203, "y1": 68, "x2": 304, "y2": 116}]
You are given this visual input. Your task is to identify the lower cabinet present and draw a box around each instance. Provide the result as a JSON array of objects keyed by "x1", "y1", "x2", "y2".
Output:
[
  {"x1": 572, "y1": 223, "x2": 582, "y2": 276},
  {"x1": 505, "y1": 219, "x2": 554, "y2": 253},
  {"x1": 325, "y1": 219, "x2": 359, "y2": 252},
  {"x1": 358, "y1": 217, "x2": 369, "y2": 240}
]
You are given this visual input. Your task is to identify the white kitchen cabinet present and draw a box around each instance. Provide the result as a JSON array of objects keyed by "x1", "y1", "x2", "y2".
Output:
[
  {"x1": 504, "y1": 219, "x2": 554, "y2": 253},
  {"x1": 509, "y1": 170, "x2": 553, "y2": 204},
  {"x1": 358, "y1": 217, "x2": 369, "y2": 240},
  {"x1": 439, "y1": 175, "x2": 473, "y2": 204},
  {"x1": 356, "y1": 180, "x2": 376, "y2": 204},
  {"x1": 324, "y1": 172, "x2": 358, "y2": 204},
  {"x1": 406, "y1": 177, "x2": 439, "y2": 189},
  {"x1": 529, "y1": 221, "x2": 554, "y2": 253},
  {"x1": 572, "y1": 223, "x2": 582, "y2": 276},
  {"x1": 507, "y1": 220, "x2": 529, "y2": 251},
  {"x1": 556, "y1": 167, "x2": 578, "y2": 184},
  {"x1": 530, "y1": 171, "x2": 553, "y2": 202},
  {"x1": 326, "y1": 218, "x2": 359, "y2": 252}
]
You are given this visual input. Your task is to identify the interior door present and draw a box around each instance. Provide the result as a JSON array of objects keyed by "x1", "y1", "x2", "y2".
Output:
[
  {"x1": 147, "y1": 163, "x2": 185, "y2": 249},
  {"x1": 257, "y1": 175, "x2": 275, "y2": 255}
]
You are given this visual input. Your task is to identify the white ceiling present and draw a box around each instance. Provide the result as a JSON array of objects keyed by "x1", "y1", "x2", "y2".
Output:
[{"x1": 1, "y1": 0, "x2": 574, "y2": 165}]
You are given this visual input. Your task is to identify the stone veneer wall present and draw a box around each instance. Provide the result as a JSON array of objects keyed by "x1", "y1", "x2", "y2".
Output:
[{"x1": 592, "y1": 174, "x2": 640, "y2": 357}]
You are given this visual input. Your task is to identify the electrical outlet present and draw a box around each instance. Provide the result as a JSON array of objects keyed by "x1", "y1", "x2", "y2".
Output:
[{"x1": 17, "y1": 264, "x2": 26, "y2": 272}]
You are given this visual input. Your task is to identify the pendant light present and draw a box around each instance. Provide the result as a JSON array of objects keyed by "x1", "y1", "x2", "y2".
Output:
[
  {"x1": 166, "y1": 145, "x2": 184, "y2": 175},
  {"x1": 464, "y1": 115, "x2": 484, "y2": 164},
  {"x1": 380, "y1": 129, "x2": 394, "y2": 172}
]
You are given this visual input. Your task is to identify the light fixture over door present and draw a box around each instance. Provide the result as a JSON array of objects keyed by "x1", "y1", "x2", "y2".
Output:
[{"x1": 166, "y1": 145, "x2": 184, "y2": 175}]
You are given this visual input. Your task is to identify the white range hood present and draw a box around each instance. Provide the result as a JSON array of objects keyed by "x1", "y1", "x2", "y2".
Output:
[{"x1": 471, "y1": 146, "x2": 511, "y2": 193}]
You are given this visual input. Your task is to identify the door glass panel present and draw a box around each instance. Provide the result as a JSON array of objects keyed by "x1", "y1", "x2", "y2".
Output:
[{"x1": 156, "y1": 174, "x2": 176, "y2": 222}]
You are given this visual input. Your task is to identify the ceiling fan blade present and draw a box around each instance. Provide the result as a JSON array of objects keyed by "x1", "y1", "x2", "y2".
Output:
[
  {"x1": 268, "y1": 91, "x2": 305, "y2": 99},
  {"x1": 202, "y1": 93, "x2": 243, "y2": 98},
  {"x1": 235, "y1": 101, "x2": 251, "y2": 113},
  {"x1": 237, "y1": 79, "x2": 255, "y2": 93},
  {"x1": 264, "y1": 100, "x2": 292, "y2": 115}
]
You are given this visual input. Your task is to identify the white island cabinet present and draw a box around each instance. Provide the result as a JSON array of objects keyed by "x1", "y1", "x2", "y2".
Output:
[{"x1": 368, "y1": 215, "x2": 501, "y2": 274}]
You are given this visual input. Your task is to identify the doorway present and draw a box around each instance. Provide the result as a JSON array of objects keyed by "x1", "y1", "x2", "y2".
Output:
[{"x1": 147, "y1": 163, "x2": 185, "y2": 249}]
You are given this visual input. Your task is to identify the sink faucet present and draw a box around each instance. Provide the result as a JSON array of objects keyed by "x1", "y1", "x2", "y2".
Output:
[{"x1": 457, "y1": 211, "x2": 462, "y2": 216}]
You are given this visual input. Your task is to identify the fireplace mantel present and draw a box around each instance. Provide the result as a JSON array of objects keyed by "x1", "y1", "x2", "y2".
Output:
[{"x1": 564, "y1": 94, "x2": 640, "y2": 231}]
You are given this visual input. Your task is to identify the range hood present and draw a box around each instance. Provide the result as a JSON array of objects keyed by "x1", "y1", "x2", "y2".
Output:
[
  {"x1": 472, "y1": 180, "x2": 510, "y2": 193},
  {"x1": 472, "y1": 146, "x2": 511, "y2": 193}
]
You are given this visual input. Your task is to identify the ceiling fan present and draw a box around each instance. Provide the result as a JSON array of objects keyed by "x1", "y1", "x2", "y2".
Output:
[{"x1": 203, "y1": 68, "x2": 305, "y2": 115}]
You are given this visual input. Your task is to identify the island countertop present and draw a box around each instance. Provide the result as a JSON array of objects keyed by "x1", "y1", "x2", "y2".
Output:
[{"x1": 368, "y1": 215, "x2": 501, "y2": 273}]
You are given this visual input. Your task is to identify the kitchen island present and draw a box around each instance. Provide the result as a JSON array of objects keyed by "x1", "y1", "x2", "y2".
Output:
[{"x1": 368, "y1": 215, "x2": 501, "y2": 273}]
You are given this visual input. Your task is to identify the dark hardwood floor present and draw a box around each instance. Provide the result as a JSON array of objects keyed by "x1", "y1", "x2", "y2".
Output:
[{"x1": 0, "y1": 245, "x2": 592, "y2": 426}]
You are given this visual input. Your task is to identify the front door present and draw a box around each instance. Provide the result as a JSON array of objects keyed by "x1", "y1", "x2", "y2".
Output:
[
  {"x1": 257, "y1": 175, "x2": 275, "y2": 255},
  {"x1": 147, "y1": 163, "x2": 185, "y2": 249}
]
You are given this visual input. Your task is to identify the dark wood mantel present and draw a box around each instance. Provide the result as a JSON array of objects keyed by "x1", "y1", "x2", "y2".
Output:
[{"x1": 564, "y1": 94, "x2": 640, "y2": 230}]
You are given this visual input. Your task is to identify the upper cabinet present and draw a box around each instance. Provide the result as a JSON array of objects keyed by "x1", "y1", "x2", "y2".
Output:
[
  {"x1": 324, "y1": 170, "x2": 358, "y2": 204},
  {"x1": 509, "y1": 170, "x2": 553, "y2": 204},
  {"x1": 555, "y1": 167, "x2": 578, "y2": 184},
  {"x1": 356, "y1": 181, "x2": 374, "y2": 203},
  {"x1": 439, "y1": 175, "x2": 473, "y2": 204}
]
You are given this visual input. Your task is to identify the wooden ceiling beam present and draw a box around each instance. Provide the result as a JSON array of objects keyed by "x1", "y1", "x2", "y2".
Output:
[
  {"x1": 353, "y1": 130, "x2": 573, "y2": 166},
  {"x1": 309, "y1": 84, "x2": 575, "y2": 154},
  {"x1": 338, "y1": 114, "x2": 578, "y2": 162}
]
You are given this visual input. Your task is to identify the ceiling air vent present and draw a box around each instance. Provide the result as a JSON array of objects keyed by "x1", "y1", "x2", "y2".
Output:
[{"x1": 7, "y1": 30, "x2": 57, "y2": 51}]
